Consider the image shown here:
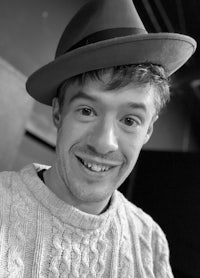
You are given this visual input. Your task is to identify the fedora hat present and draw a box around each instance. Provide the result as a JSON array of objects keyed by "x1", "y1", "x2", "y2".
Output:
[{"x1": 26, "y1": 0, "x2": 196, "y2": 105}]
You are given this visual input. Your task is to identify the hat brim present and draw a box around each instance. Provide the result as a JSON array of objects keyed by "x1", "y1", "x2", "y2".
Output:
[{"x1": 26, "y1": 33, "x2": 196, "y2": 105}]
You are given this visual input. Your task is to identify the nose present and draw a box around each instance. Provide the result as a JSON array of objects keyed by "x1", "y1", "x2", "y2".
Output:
[{"x1": 87, "y1": 118, "x2": 119, "y2": 155}]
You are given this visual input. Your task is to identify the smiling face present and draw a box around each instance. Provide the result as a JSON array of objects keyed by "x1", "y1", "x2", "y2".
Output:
[{"x1": 49, "y1": 75, "x2": 158, "y2": 213}]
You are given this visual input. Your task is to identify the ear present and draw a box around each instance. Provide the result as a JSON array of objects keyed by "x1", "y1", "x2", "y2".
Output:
[
  {"x1": 52, "y1": 97, "x2": 62, "y2": 128},
  {"x1": 143, "y1": 114, "x2": 158, "y2": 145}
]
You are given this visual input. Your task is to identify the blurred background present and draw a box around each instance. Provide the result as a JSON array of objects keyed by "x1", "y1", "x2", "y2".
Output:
[{"x1": 0, "y1": 0, "x2": 200, "y2": 277}]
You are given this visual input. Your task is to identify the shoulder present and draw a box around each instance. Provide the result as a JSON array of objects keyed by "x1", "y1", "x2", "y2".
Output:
[
  {"x1": 117, "y1": 191, "x2": 157, "y2": 230},
  {"x1": 117, "y1": 191, "x2": 173, "y2": 275},
  {"x1": 0, "y1": 163, "x2": 49, "y2": 194},
  {"x1": 117, "y1": 191, "x2": 170, "y2": 250},
  {"x1": 0, "y1": 169, "x2": 14, "y2": 192}
]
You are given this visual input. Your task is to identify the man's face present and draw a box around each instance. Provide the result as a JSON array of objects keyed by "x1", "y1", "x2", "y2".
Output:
[{"x1": 53, "y1": 76, "x2": 157, "y2": 208}]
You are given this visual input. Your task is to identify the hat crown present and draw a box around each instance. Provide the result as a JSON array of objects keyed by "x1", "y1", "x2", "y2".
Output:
[
  {"x1": 26, "y1": 0, "x2": 196, "y2": 105},
  {"x1": 56, "y1": 0, "x2": 147, "y2": 57}
]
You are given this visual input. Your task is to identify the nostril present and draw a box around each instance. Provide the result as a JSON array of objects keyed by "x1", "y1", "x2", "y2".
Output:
[
  {"x1": 86, "y1": 122, "x2": 119, "y2": 154},
  {"x1": 86, "y1": 145, "x2": 98, "y2": 155}
]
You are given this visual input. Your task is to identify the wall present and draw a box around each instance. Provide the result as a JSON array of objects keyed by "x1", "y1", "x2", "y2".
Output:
[{"x1": 0, "y1": 0, "x2": 199, "y2": 170}]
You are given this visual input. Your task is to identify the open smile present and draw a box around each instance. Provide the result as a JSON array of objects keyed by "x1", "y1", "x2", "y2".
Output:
[{"x1": 76, "y1": 156, "x2": 116, "y2": 173}]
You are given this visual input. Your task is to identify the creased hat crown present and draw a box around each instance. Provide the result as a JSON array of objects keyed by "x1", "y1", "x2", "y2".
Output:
[
  {"x1": 56, "y1": 0, "x2": 147, "y2": 57},
  {"x1": 26, "y1": 0, "x2": 197, "y2": 105}
]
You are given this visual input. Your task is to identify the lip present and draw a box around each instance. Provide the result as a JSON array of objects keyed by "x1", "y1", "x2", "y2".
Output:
[
  {"x1": 75, "y1": 154, "x2": 123, "y2": 167},
  {"x1": 75, "y1": 155, "x2": 120, "y2": 177}
]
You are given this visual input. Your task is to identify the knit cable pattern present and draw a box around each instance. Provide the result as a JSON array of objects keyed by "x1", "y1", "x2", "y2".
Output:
[
  {"x1": 49, "y1": 217, "x2": 109, "y2": 278},
  {"x1": 7, "y1": 175, "x2": 31, "y2": 278},
  {"x1": 0, "y1": 164, "x2": 174, "y2": 278}
]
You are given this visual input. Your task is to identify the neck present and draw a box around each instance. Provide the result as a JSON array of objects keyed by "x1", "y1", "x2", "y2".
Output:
[{"x1": 43, "y1": 165, "x2": 111, "y2": 215}]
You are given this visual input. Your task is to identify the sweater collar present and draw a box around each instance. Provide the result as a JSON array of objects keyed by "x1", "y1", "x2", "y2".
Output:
[{"x1": 20, "y1": 163, "x2": 120, "y2": 230}]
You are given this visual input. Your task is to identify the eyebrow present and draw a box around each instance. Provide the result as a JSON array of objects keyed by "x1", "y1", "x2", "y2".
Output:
[
  {"x1": 127, "y1": 102, "x2": 147, "y2": 113},
  {"x1": 69, "y1": 91, "x2": 96, "y2": 104},
  {"x1": 69, "y1": 90, "x2": 148, "y2": 113}
]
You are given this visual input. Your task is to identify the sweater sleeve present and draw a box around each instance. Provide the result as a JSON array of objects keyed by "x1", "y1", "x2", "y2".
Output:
[{"x1": 152, "y1": 223, "x2": 174, "y2": 278}]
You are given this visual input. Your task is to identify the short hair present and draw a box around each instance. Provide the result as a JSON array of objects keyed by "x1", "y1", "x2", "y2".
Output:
[{"x1": 57, "y1": 63, "x2": 170, "y2": 115}]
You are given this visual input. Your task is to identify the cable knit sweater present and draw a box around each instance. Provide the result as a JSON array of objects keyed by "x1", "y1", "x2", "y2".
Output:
[{"x1": 0, "y1": 163, "x2": 173, "y2": 278}]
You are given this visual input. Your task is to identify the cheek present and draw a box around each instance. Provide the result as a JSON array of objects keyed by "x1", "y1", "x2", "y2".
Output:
[
  {"x1": 125, "y1": 144, "x2": 139, "y2": 168},
  {"x1": 57, "y1": 116, "x2": 91, "y2": 150},
  {"x1": 121, "y1": 133, "x2": 146, "y2": 167}
]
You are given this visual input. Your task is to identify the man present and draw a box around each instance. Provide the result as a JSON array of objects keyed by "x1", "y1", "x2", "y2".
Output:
[{"x1": 0, "y1": 0, "x2": 196, "y2": 277}]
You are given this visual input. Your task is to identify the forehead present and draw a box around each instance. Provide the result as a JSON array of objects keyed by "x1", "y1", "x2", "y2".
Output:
[{"x1": 63, "y1": 77, "x2": 156, "y2": 114}]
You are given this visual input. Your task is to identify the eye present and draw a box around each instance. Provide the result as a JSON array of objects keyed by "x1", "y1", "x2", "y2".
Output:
[
  {"x1": 121, "y1": 116, "x2": 140, "y2": 129},
  {"x1": 75, "y1": 106, "x2": 97, "y2": 121},
  {"x1": 79, "y1": 107, "x2": 94, "y2": 116}
]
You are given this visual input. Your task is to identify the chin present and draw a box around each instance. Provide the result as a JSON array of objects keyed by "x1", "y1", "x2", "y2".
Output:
[{"x1": 71, "y1": 181, "x2": 114, "y2": 203}]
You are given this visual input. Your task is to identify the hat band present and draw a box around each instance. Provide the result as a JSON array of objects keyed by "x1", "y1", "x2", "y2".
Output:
[{"x1": 66, "y1": 27, "x2": 147, "y2": 53}]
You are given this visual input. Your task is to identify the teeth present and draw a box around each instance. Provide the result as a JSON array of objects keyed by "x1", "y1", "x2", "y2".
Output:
[{"x1": 81, "y1": 159, "x2": 111, "y2": 172}]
